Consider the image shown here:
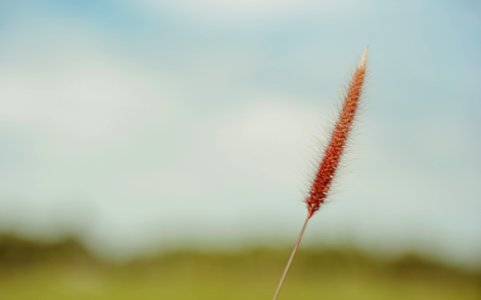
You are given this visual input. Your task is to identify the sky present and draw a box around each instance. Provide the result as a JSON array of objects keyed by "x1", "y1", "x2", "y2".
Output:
[{"x1": 0, "y1": 0, "x2": 480, "y2": 267}]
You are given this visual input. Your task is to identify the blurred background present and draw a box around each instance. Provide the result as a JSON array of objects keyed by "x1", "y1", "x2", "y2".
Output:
[{"x1": 0, "y1": 0, "x2": 480, "y2": 299}]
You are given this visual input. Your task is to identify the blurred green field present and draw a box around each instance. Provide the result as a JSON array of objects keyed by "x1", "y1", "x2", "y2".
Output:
[{"x1": 0, "y1": 235, "x2": 480, "y2": 300}]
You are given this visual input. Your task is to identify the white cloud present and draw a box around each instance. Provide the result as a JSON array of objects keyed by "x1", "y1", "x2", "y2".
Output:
[
  {"x1": 203, "y1": 96, "x2": 328, "y2": 188},
  {"x1": 0, "y1": 28, "x2": 178, "y2": 153}
]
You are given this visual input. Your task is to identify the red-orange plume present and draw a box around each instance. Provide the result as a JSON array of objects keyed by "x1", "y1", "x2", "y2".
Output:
[{"x1": 305, "y1": 48, "x2": 367, "y2": 218}]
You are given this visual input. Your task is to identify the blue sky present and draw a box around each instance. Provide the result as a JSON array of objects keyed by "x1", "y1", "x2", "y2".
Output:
[{"x1": 0, "y1": 0, "x2": 480, "y2": 266}]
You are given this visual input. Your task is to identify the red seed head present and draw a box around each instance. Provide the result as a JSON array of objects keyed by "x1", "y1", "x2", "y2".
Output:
[{"x1": 306, "y1": 49, "x2": 367, "y2": 218}]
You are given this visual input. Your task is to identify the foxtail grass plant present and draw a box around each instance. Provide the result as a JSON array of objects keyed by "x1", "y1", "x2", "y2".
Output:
[{"x1": 272, "y1": 49, "x2": 368, "y2": 300}]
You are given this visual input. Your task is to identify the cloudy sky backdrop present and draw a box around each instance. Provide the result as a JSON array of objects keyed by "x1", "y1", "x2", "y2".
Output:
[{"x1": 0, "y1": 0, "x2": 480, "y2": 267}]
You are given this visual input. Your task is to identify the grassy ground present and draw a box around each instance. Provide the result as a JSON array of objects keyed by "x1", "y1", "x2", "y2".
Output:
[{"x1": 0, "y1": 236, "x2": 480, "y2": 300}]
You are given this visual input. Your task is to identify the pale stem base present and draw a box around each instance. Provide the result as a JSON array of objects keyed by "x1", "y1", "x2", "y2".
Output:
[{"x1": 271, "y1": 214, "x2": 311, "y2": 300}]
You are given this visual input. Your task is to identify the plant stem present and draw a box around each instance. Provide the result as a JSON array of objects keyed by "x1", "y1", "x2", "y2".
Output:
[{"x1": 272, "y1": 213, "x2": 312, "y2": 300}]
